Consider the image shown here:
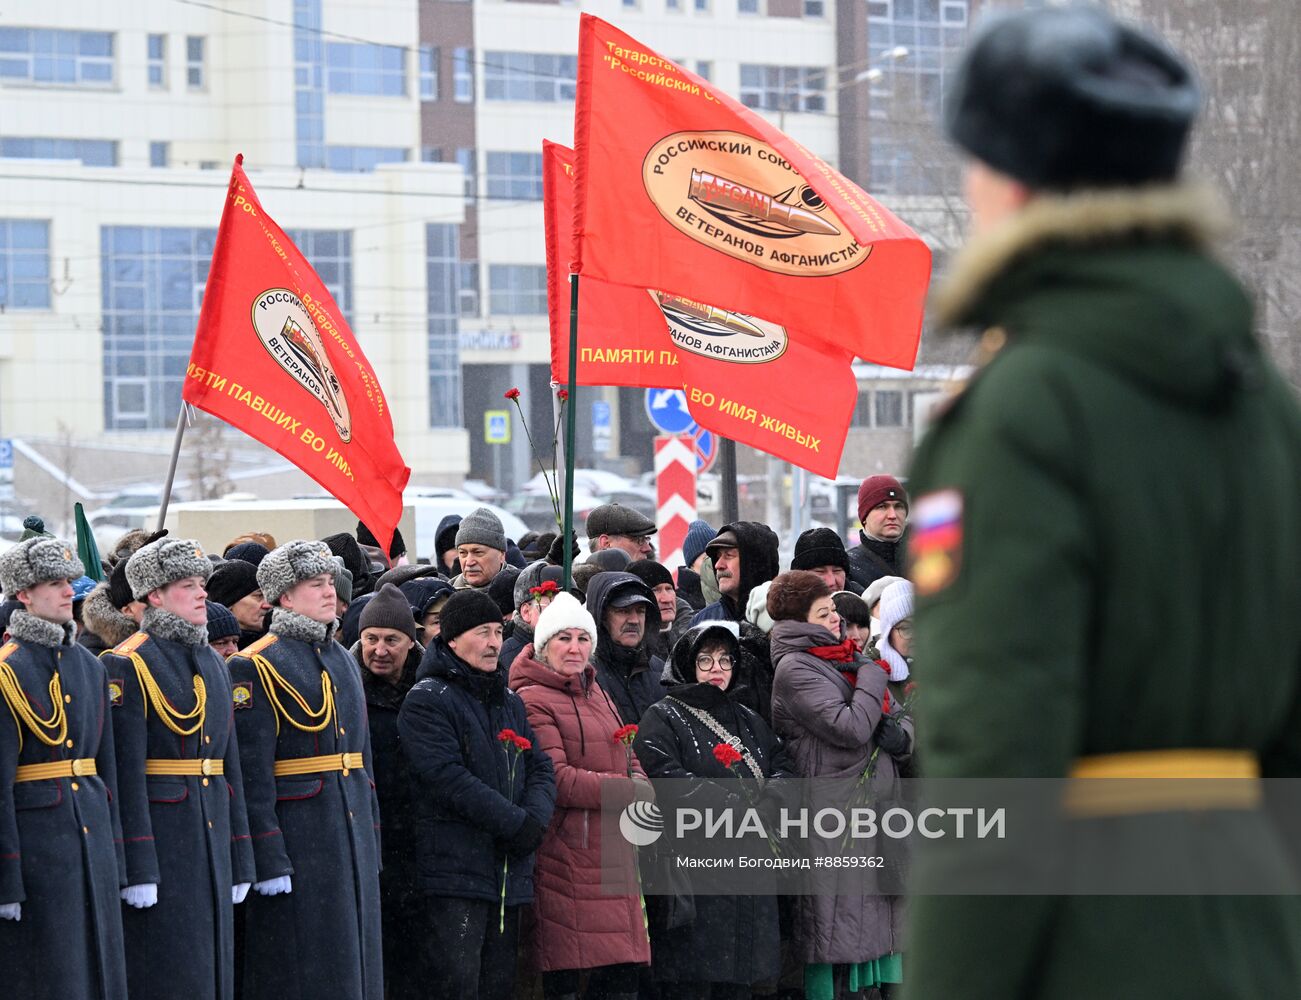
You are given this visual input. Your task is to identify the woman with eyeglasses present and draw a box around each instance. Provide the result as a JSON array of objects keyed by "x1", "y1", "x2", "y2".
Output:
[
  {"x1": 768, "y1": 570, "x2": 912, "y2": 1000},
  {"x1": 634, "y1": 621, "x2": 793, "y2": 1000}
]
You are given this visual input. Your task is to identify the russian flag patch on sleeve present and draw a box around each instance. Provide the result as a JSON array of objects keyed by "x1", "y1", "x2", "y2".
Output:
[{"x1": 909, "y1": 489, "x2": 964, "y2": 596}]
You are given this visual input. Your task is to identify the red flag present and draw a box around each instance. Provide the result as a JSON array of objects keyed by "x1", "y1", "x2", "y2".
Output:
[
  {"x1": 572, "y1": 14, "x2": 930, "y2": 368},
  {"x1": 183, "y1": 156, "x2": 410, "y2": 552},
  {"x1": 546, "y1": 141, "x2": 857, "y2": 477}
]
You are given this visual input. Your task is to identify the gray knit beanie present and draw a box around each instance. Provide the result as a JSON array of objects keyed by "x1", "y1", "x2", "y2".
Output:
[
  {"x1": 257, "y1": 540, "x2": 338, "y2": 605},
  {"x1": 0, "y1": 536, "x2": 85, "y2": 595},
  {"x1": 125, "y1": 537, "x2": 212, "y2": 601},
  {"x1": 358, "y1": 583, "x2": 418, "y2": 643},
  {"x1": 455, "y1": 507, "x2": 507, "y2": 552}
]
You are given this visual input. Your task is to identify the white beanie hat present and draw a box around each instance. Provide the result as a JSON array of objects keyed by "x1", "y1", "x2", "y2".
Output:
[
  {"x1": 534, "y1": 591, "x2": 598, "y2": 651},
  {"x1": 745, "y1": 579, "x2": 774, "y2": 634},
  {"x1": 876, "y1": 579, "x2": 915, "y2": 682},
  {"x1": 863, "y1": 574, "x2": 907, "y2": 613}
]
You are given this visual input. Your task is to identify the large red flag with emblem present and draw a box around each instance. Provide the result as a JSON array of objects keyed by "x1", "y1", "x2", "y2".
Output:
[
  {"x1": 572, "y1": 14, "x2": 930, "y2": 368},
  {"x1": 183, "y1": 156, "x2": 410, "y2": 551},
  {"x1": 546, "y1": 140, "x2": 857, "y2": 477}
]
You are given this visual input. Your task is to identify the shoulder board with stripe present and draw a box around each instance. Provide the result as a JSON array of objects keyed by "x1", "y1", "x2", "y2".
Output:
[
  {"x1": 110, "y1": 631, "x2": 150, "y2": 656},
  {"x1": 0, "y1": 640, "x2": 17, "y2": 664},
  {"x1": 238, "y1": 634, "x2": 279, "y2": 657}
]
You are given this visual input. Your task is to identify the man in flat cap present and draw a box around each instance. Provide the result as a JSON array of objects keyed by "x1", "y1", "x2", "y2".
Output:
[
  {"x1": 0, "y1": 536, "x2": 129, "y2": 999},
  {"x1": 102, "y1": 537, "x2": 255, "y2": 1000},
  {"x1": 905, "y1": 7, "x2": 1301, "y2": 999},
  {"x1": 585, "y1": 502, "x2": 657, "y2": 561},
  {"x1": 227, "y1": 540, "x2": 382, "y2": 1000}
]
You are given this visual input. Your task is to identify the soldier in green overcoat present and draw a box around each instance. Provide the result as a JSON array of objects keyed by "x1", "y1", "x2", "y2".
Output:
[{"x1": 903, "y1": 7, "x2": 1301, "y2": 999}]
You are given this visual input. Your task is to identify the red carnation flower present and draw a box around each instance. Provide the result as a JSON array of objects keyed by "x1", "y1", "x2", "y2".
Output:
[
  {"x1": 713, "y1": 744, "x2": 743, "y2": 768},
  {"x1": 530, "y1": 580, "x2": 560, "y2": 597},
  {"x1": 512, "y1": 735, "x2": 532, "y2": 752},
  {"x1": 612, "y1": 724, "x2": 639, "y2": 745},
  {"x1": 504, "y1": 387, "x2": 521, "y2": 400},
  {"x1": 557, "y1": 389, "x2": 569, "y2": 401},
  {"x1": 497, "y1": 728, "x2": 518, "y2": 744}
]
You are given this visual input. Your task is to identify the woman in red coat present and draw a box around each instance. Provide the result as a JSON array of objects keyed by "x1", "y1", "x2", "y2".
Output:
[{"x1": 509, "y1": 591, "x2": 652, "y2": 1000}]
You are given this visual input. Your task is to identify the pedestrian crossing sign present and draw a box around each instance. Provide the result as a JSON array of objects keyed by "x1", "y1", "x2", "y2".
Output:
[{"x1": 484, "y1": 410, "x2": 511, "y2": 445}]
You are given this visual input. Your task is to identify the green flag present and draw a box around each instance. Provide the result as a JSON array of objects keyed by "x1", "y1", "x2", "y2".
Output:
[{"x1": 75, "y1": 502, "x2": 104, "y2": 582}]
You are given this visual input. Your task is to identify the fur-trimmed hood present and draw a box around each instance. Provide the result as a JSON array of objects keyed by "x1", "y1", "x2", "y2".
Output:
[
  {"x1": 82, "y1": 581, "x2": 139, "y2": 648},
  {"x1": 935, "y1": 183, "x2": 1262, "y2": 409}
]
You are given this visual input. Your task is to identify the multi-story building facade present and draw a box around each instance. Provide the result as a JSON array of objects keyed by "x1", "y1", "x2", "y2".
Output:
[
  {"x1": 0, "y1": 0, "x2": 468, "y2": 498},
  {"x1": 1, "y1": 0, "x2": 989, "y2": 512}
]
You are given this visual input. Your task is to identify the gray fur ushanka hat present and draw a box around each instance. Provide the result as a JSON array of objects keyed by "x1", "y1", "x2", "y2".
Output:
[
  {"x1": 0, "y1": 536, "x2": 85, "y2": 595},
  {"x1": 257, "y1": 539, "x2": 337, "y2": 605},
  {"x1": 126, "y1": 537, "x2": 212, "y2": 601}
]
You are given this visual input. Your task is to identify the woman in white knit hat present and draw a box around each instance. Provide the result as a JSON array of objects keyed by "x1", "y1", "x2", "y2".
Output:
[{"x1": 508, "y1": 592, "x2": 652, "y2": 999}]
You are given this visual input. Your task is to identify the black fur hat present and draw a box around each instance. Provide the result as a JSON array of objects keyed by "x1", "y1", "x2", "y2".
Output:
[{"x1": 945, "y1": 6, "x2": 1200, "y2": 190}]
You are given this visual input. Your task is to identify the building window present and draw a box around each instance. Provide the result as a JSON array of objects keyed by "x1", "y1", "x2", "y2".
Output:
[
  {"x1": 426, "y1": 224, "x2": 463, "y2": 428},
  {"x1": 101, "y1": 226, "x2": 350, "y2": 429},
  {"x1": 666, "y1": 0, "x2": 681, "y2": 9},
  {"x1": 488, "y1": 264, "x2": 546, "y2": 315},
  {"x1": 420, "y1": 146, "x2": 442, "y2": 163},
  {"x1": 941, "y1": 0, "x2": 967, "y2": 25},
  {"x1": 0, "y1": 28, "x2": 114, "y2": 87},
  {"x1": 149, "y1": 142, "x2": 169, "y2": 168},
  {"x1": 874, "y1": 390, "x2": 903, "y2": 427},
  {"x1": 324, "y1": 145, "x2": 408, "y2": 172},
  {"x1": 485, "y1": 151, "x2": 543, "y2": 201},
  {"x1": 483, "y1": 51, "x2": 577, "y2": 103},
  {"x1": 868, "y1": 0, "x2": 891, "y2": 19},
  {"x1": 695, "y1": 60, "x2": 712, "y2": 80},
  {"x1": 0, "y1": 219, "x2": 51, "y2": 310},
  {"x1": 739, "y1": 64, "x2": 827, "y2": 113},
  {"x1": 694, "y1": 0, "x2": 710, "y2": 11},
  {"x1": 459, "y1": 261, "x2": 480, "y2": 318},
  {"x1": 456, "y1": 147, "x2": 477, "y2": 201},
  {"x1": 325, "y1": 41, "x2": 405, "y2": 96},
  {"x1": 0, "y1": 137, "x2": 118, "y2": 166},
  {"x1": 738, "y1": 0, "x2": 759, "y2": 14},
  {"x1": 147, "y1": 33, "x2": 166, "y2": 88},
  {"x1": 804, "y1": 0, "x2": 825, "y2": 16},
  {"x1": 185, "y1": 35, "x2": 205, "y2": 89},
  {"x1": 293, "y1": 0, "x2": 325, "y2": 168},
  {"x1": 419, "y1": 46, "x2": 438, "y2": 100},
  {"x1": 453, "y1": 47, "x2": 474, "y2": 102}
]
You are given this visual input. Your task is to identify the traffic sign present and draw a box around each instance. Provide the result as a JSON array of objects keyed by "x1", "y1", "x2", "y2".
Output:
[
  {"x1": 592, "y1": 400, "x2": 612, "y2": 455},
  {"x1": 644, "y1": 389, "x2": 695, "y2": 436},
  {"x1": 692, "y1": 427, "x2": 718, "y2": 474},
  {"x1": 484, "y1": 410, "x2": 511, "y2": 445}
]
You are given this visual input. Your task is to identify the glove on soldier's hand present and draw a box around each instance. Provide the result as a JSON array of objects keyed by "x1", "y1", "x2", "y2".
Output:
[
  {"x1": 233, "y1": 882, "x2": 251, "y2": 904},
  {"x1": 253, "y1": 876, "x2": 293, "y2": 896},
  {"x1": 874, "y1": 715, "x2": 910, "y2": 758},
  {"x1": 505, "y1": 815, "x2": 547, "y2": 857},
  {"x1": 121, "y1": 884, "x2": 158, "y2": 908},
  {"x1": 0, "y1": 902, "x2": 20, "y2": 921}
]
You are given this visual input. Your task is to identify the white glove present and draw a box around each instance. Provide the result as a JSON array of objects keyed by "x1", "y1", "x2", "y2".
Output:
[
  {"x1": 121, "y1": 883, "x2": 158, "y2": 909},
  {"x1": 232, "y1": 882, "x2": 251, "y2": 904},
  {"x1": 253, "y1": 875, "x2": 292, "y2": 896},
  {"x1": 0, "y1": 902, "x2": 19, "y2": 921}
]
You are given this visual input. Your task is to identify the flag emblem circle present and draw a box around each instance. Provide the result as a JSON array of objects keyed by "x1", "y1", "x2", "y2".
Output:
[{"x1": 642, "y1": 130, "x2": 871, "y2": 277}]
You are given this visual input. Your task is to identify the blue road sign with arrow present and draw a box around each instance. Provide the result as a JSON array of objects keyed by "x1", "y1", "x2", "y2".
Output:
[{"x1": 644, "y1": 389, "x2": 696, "y2": 436}]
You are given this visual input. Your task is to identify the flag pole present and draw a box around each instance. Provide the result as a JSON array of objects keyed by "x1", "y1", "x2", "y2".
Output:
[
  {"x1": 719, "y1": 437, "x2": 739, "y2": 525},
  {"x1": 156, "y1": 402, "x2": 188, "y2": 532},
  {"x1": 562, "y1": 274, "x2": 580, "y2": 587}
]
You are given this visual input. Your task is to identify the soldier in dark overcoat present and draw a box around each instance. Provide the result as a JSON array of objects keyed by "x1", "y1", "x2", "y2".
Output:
[
  {"x1": 227, "y1": 539, "x2": 383, "y2": 1000},
  {"x1": 0, "y1": 536, "x2": 129, "y2": 999},
  {"x1": 102, "y1": 537, "x2": 256, "y2": 1000}
]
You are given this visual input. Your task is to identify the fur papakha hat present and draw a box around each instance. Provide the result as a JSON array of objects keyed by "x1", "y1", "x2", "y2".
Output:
[
  {"x1": 126, "y1": 537, "x2": 213, "y2": 601},
  {"x1": 0, "y1": 536, "x2": 86, "y2": 596},
  {"x1": 257, "y1": 539, "x2": 338, "y2": 605}
]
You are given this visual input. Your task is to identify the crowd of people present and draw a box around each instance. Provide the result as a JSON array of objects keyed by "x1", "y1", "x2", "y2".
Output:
[{"x1": 0, "y1": 474, "x2": 917, "y2": 1000}]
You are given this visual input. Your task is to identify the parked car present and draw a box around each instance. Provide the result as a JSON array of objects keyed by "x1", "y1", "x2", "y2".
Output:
[
  {"x1": 503, "y1": 491, "x2": 603, "y2": 534},
  {"x1": 523, "y1": 467, "x2": 634, "y2": 497}
]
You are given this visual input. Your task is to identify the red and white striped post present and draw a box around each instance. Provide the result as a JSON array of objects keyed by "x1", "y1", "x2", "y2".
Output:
[{"x1": 654, "y1": 434, "x2": 698, "y2": 575}]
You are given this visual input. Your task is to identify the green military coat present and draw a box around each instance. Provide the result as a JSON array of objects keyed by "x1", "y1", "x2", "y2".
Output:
[{"x1": 902, "y1": 186, "x2": 1301, "y2": 999}]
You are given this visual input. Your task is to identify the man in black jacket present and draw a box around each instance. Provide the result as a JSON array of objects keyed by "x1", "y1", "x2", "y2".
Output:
[
  {"x1": 586, "y1": 571, "x2": 665, "y2": 725},
  {"x1": 352, "y1": 584, "x2": 423, "y2": 1000},
  {"x1": 845, "y1": 476, "x2": 909, "y2": 591}
]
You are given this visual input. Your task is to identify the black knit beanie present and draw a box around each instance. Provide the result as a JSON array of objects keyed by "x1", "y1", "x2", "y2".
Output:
[
  {"x1": 791, "y1": 527, "x2": 849, "y2": 572},
  {"x1": 206, "y1": 559, "x2": 260, "y2": 609},
  {"x1": 440, "y1": 588, "x2": 505, "y2": 642},
  {"x1": 627, "y1": 559, "x2": 674, "y2": 591}
]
